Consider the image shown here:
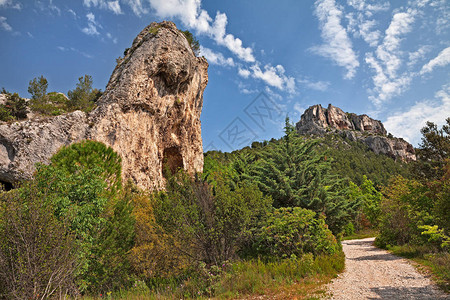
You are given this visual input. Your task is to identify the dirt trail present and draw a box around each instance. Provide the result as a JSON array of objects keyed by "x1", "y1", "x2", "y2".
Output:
[{"x1": 326, "y1": 237, "x2": 449, "y2": 299}]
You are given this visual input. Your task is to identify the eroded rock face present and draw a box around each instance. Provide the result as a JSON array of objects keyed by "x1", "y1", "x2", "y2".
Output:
[
  {"x1": 0, "y1": 21, "x2": 208, "y2": 189},
  {"x1": 296, "y1": 104, "x2": 415, "y2": 162}
]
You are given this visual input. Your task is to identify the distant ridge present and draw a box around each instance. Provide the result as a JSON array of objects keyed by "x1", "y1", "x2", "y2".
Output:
[{"x1": 296, "y1": 104, "x2": 416, "y2": 162}]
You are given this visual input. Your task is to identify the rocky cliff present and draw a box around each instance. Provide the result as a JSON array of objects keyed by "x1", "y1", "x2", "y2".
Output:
[
  {"x1": 296, "y1": 104, "x2": 415, "y2": 161},
  {"x1": 0, "y1": 21, "x2": 208, "y2": 189}
]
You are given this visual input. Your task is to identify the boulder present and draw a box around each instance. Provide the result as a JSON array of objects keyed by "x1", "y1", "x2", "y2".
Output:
[{"x1": 0, "y1": 21, "x2": 208, "y2": 189}]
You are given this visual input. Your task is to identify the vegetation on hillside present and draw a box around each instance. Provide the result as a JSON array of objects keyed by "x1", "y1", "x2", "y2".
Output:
[
  {"x1": 375, "y1": 118, "x2": 450, "y2": 291},
  {"x1": 0, "y1": 75, "x2": 103, "y2": 120},
  {"x1": 0, "y1": 111, "x2": 447, "y2": 298}
]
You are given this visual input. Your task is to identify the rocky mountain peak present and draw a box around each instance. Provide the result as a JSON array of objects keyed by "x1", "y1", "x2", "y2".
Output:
[
  {"x1": 296, "y1": 104, "x2": 415, "y2": 162},
  {"x1": 0, "y1": 21, "x2": 208, "y2": 189}
]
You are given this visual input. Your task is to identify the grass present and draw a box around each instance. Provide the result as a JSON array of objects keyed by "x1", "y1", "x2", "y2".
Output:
[
  {"x1": 79, "y1": 252, "x2": 345, "y2": 299},
  {"x1": 387, "y1": 244, "x2": 450, "y2": 293},
  {"x1": 341, "y1": 228, "x2": 378, "y2": 241}
]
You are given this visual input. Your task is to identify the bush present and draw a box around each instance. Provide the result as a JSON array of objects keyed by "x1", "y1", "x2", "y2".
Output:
[
  {"x1": 32, "y1": 141, "x2": 131, "y2": 293},
  {"x1": 67, "y1": 75, "x2": 102, "y2": 112},
  {"x1": 256, "y1": 207, "x2": 340, "y2": 259},
  {"x1": 0, "y1": 185, "x2": 77, "y2": 299},
  {"x1": 153, "y1": 171, "x2": 272, "y2": 266},
  {"x1": 0, "y1": 88, "x2": 28, "y2": 120}
]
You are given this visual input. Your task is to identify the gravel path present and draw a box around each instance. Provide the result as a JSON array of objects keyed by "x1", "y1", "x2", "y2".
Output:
[{"x1": 326, "y1": 237, "x2": 449, "y2": 299}]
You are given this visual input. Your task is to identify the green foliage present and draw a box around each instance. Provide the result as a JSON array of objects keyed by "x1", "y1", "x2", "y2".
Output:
[
  {"x1": 85, "y1": 184, "x2": 136, "y2": 293},
  {"x1": 419, "y1": 225, "x2": 450, "y2": 250},
  {"x1": 67, "y1": 75, "x2": 102, "y2": 112},
  {"x1": 414, "y1": 118, "x2": 450, "y2": 180},
  {"x1": 154, "y1": 170, "x2": 272, "y2": 265},
  {"x1": 31, "y1": 141, "x2": 130, "y2": 293},
  {"x1": 180, "y1": 29, "x2": 200, "y2": 56},
  {"x1": 0, "y1": 184, "x2": 77, "y2": 299},
  {"x1": 50, "y1": 140, "x2": 122, "y2": 192},
  {"x1": 321, "y1": 134, "x2": 411, "y2": 186},
  {"x1": 256, "y1": 207, "x2": 340, "y2": 259},
  {"x1": 0, "y1": 105, "x2": 13, "y2": 122},
  {"x1": 0, "y1": 88, "x2": 28, "y2": 121},
  {"x1": 28, "y1": 75, "x2": 53, "y2": 114}
]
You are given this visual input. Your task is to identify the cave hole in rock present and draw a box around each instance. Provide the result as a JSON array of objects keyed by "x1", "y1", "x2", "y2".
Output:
[
  {"x1": 0, "y1": 180, "x2": 13, "y2": 191},
  {"x1": 162, "y1": 146, "x2": 184, "y2": 177}
]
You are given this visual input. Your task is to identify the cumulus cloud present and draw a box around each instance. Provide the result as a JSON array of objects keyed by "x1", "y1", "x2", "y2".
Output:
[
  {"x1": 384, "y1": 83, "x2": 450, "y2": 145},
  {"x1": 312, "y1": 0, "x2": 359, "y2": 79},
  {"x1": 82, "y1": 13, "x2": 100, "y2": 36},
  {"x1": 249, "y1": 64, "x2": 296, "y2": 94},
  {"x1": 238, "y1": 68, "x2": 251, "y2": 78},
  {"x1": 148, "y1": 0, "x2": 255, "y2": 63},
  {"x1": 0, "y1": 16, "x2": 12, "y2": 31},
  {"x1": 199, "y1": 46, "x2": 234, "y2": 67},
  {"x1": 420, "y1": 47, "x2": 450, "y2": 74}
]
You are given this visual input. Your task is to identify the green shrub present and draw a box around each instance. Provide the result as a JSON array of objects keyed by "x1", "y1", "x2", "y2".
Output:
[
  {"x1": 0, "y1": 185, "x2": 77, "y2": 299},
  {"x1": 67, "y1": 75, "x2": 102, "y2": 112},
  {"x1": 154, "y1": 171, "x2": 272, "y2": 266},
  {"x1": 256, "y1": 207, "x2": 340, "y2": 258},
  {"x1": 180, "y1": 29, "x2": 200, "y2": 56}
]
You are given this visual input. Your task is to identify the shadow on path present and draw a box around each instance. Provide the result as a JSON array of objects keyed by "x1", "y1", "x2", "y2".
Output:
[{"x1": 368, "y1": 286, "x2": 447, "y2": 299}]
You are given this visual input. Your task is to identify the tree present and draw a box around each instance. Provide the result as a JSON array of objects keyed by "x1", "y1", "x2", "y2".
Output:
[
  {"x1": 28, "y1": 75, "x2": 48, "y2": 102},
  {"x1": 28, "y1": 75, "x2": 54, "y2": 114},
  {"x1": 248, "y1": 119, "x2": 354, "y2": 235},
  {"x1": 414, "y1": 118, "x2": 450, "y2": 180},
  {"x1": 67, "y1": 75, "x2": 102, "y2": 112},
  {"x1": 33, "y1": 141, "x2": 128, "y2": 292},
  {"x1": 50, "y1": 140, "x2": 122, "y2": 192}
]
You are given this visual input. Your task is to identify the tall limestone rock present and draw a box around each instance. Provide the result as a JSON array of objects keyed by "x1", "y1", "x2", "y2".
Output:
[
  {"x1": 296, "y1": 104, "x2": 415, "y2": 162},
  {"x1": 0, "y1": 21, "x2": 208, "y2": 189}
]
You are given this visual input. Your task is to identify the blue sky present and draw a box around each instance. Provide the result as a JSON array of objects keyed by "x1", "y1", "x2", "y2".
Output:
[{"x1": 0, "y1": 0, "x2": 449, "y2": 151}]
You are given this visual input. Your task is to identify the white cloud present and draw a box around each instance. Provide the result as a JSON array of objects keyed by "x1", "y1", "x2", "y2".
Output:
[
  {"x1": 148, "y1": 0, "x2": 255, "y2": 63},
  {"x1": 347, "y1": 0, "x2": 389, "y2": 14},
  {"x1": 67, "y1": 9, "x2": 77, "y2": 18},
  {"x1": 107, "y1": 1, "x2": 122, "y2": 14},
  {"x1": 0, "y1": 0, "x2": 22, "y2": 10},
  {"x1": 420, "y1": 47, "x2": 450, "y2": 74},
  {"x1": 49, "y1": 0, "x2": 61, "y2": 15},
  {"x1": 0, "y1": 16, "x2": 12, "y2": 31},
  {"x1": 249, "y1": 64, "x2": 296, "y2": 94},
  {"x1": 106, "y1": 32, "x2": 118, "y2": 44},
  {"x1": 83, "y1": 0, "x2": 126, "y2": 15},
  {"x1": 199, "y1": 46, "x2": 234, "y2": 67},
  {"x1": 384, "y1": 83, "x2": 450, "y2": 145},
  {"x1": 297, "y1": 78, "x2": 330, "y2": 91},
  {"x1": 57, "y1": 46, "x2": 93, "y2": 59},
  {"x1": 238, "y1": 68, "x2": 251, "y2": 78},
  {"x1": 82, "y1": 13, "x2": 100, "y2": 36},
  {"x1": 293, "y1": 102, "x2": 306, "y2": 115},
  {"x1": 408, "y1": 45, "x2": 431, "y2": 67},
  {"x1": 312, "y1": 0, "x2": 359, "y2": 79},
  {"x1": 365, "y1": 9, "x2": 417, "y2": 105}
]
